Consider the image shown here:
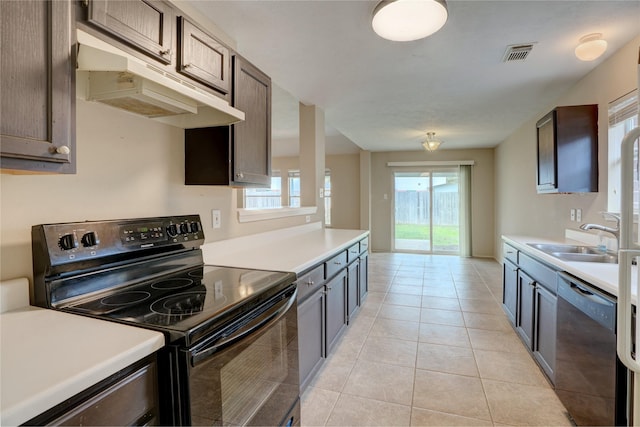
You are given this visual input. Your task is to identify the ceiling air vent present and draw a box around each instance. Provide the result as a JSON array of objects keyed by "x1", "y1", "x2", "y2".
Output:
[{"x1": 502, "y1": 43, "x2": 535, "y2": 62}]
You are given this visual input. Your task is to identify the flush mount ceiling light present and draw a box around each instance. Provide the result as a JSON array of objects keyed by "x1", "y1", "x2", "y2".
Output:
[
  {"x1": 574, "y1": 33, "x2": 607, "y2": 61},
  {"x1": 372, "y1": 0, "x2": 448, "y2": 42},
  {"x1": 422, "y1": 132, "x2": 443, "y2": 151}
]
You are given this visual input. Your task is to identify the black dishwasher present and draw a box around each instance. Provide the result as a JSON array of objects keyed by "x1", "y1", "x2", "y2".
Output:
[{"x1": 556, "y1": 272, "x2": 628, "y2": 426}]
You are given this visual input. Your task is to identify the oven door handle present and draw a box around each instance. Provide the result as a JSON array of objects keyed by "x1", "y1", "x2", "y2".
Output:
[{"x1": 190, "y1": 286, "x2": 297, "y2": 366}]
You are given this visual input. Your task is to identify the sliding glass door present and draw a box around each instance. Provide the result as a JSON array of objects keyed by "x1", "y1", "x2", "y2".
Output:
[{"x1": 393, "y1": 168, "x2": 460, "y2": 254}]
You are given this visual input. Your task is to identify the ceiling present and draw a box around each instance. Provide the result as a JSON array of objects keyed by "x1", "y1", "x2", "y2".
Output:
[{"x1": 188, "y1": 1, "x2": 640, "y2": 155}]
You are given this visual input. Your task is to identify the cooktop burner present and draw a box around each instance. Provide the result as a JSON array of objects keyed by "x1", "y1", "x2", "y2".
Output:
[
  {"x1": 151, "y1": 278, "x2": 194, "y2": 290},
  {"x1": 150, "y1": 291, "x2": 207, "y2": 316},
  {"x1": 65, "y1": 265, "x2": 295, "y2": 344},
  {"x1": 101, "y1": 291, "x2": 151, "y2": 307}
]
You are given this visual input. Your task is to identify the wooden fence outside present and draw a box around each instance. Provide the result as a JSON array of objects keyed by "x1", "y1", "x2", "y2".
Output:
[{"x1": 395, "y1": 191, "x2": 458, "y2": 225}]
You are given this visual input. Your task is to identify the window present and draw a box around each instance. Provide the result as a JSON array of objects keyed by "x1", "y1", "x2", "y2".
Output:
[
  {"x1": 324, "y1": 169, "x2": 331, "y2": 226},
  {"x1": 288, "y1": 170, "x2": 301, "y2": 208},
  {"x1": 608, "y1": 90, "x2": 639, "y2": 214},
  {"x1": 244, "y1": 171, "x2": 282, "y2": 209}
]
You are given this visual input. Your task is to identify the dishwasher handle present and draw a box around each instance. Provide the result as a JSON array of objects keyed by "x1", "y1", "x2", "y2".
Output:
[
  {"x1": 189, "y1": 285, "x2": 297, "y2": 366},
  {"x1": 557, "y1": 272, "x2": 616, "y2": 332}
]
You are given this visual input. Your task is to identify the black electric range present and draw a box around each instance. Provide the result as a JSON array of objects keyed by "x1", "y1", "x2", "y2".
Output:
[
  {"x1": 31, "y1": 215, "x2": 300, "y2": 426},
  {"x1": 31, "y1": 215, "x2": 295, "y2": 342},
  {"x1": 63, "y1": 263, "x2": 295, "y2": 346}
]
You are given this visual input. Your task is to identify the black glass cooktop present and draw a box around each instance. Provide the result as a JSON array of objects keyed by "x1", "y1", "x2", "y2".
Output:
[{"x1": 65, "y1": 265, "x2": 296, "y2": 345}]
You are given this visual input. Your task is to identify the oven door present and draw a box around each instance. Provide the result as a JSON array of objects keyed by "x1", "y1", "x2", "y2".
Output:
[{"x1": 172, "y1": 285, "x2": 300, "y2": 426}]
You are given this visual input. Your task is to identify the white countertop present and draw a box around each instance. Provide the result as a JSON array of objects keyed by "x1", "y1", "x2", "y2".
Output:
[
  {"x1": 202, "y1": 222, "x2": 369, "y2": 274},
  {"x1": 0, "y1": 280, "x2": 165, "y2": 426},
  {"x1": 502, "y1": 235, "x2": 636, "y2": 298}
]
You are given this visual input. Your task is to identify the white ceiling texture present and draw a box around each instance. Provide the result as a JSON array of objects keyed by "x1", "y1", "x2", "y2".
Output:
[{"x1": 189, "y1": 1, "x2": 640, "y2": 156}]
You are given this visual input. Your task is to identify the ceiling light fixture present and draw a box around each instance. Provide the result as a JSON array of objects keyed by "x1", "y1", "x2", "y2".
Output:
[
  {"x1": 574, "y1": 33, "x2": 607, "y2": 61},
  {"x1": 372, "y1": 0, "x2": 448, "y2": 42},
  {"x1": 422, "y1": 132, "x2": 443, "y2": 151}
]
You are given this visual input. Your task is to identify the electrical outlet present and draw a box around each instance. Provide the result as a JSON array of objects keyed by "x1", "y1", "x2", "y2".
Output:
[
  {"x1": 570, "y1": 209, "x2": 576, "y2": 221},
  {"x1": 576, "y1": 209, "x2": 582, "y2": 222},
  {"x1": 212, "y1": 209, "x2": 221, "y2": 229},
  {"x1": 305, "y1": 215, "x2": 311, "y2": 223},
  {"x1": 319, "y1": 188, "x2": 324, "y2": 198}
]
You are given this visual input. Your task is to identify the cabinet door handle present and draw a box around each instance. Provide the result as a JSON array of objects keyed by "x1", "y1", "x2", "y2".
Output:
[
  {"x1": 334, "y1": 261, "x2": 342, "y2": 265},
  {"x1": 183, "y1": 62, "x2": 193, "y2": 69},
  {"x1": 326, "y1": 286, "x2": 332, "y2": 291},
  {"x1": 236, "y1": 172, "x2": 244, "y2": 179},
  {"x1": 160, "y1": 49, "x2": 172, "y2": 56},
  {"x1": 306, "y1": 280, "x2": 314, "y2": 287}
]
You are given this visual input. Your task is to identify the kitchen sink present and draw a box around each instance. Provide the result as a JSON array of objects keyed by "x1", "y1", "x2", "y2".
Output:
[
  {"x1": 549, "y1": 252, "x2": 618, "y2": 263},
  {"x1": 526, "y1": 243, "x2": 618, "y2": 263},
  {"x1": 527, "y1": 243, "x2": 602, "y2": 254}
]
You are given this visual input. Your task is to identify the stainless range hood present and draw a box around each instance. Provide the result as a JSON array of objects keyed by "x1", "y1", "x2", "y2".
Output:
[{"x1": 76, "y1": 30, "x2": 244, "y2": 128}]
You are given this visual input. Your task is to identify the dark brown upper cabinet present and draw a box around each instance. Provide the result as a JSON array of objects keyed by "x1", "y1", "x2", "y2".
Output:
[
  {"x1": 185, "y1": 55, "x2": 272, "y2": 187},
  {"x1": 87, "y1": 0, "x2": 174, "y2": 65},
  {"x1": 536, "y1": 104, "x2": 598, "y2": 193},
  {"x1": 178, "y1": 17, "x2": 230, "y2": 95},
  {"x1": 1, "y1": 0, "x2": 76, "y2": 174}
]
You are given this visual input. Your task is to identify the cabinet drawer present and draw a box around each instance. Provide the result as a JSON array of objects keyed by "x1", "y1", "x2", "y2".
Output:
[
  {"x1": 503, "y1": 243, "x2": 518, "y2": 264},
  {"x1": 296, "y1": 265, "x2": 324, "y2": 302},
  {"x1": 359, "y1": 237, "x2": 369, "y2": 254},
  {"x1": 29, "y1": 357, "x2": 159, "y2": 426},
  {"x1": 519, "y1": 253, "x2": 557, "y2": 293},
  {"x1": 325, "y1": 251, "x2": 347, "y2": 280},
  {"x1": 347, "y1": 243, "x2": 360, "y2": 263}
]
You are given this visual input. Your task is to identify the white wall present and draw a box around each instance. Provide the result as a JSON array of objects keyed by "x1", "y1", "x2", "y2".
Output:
[
  {"x1": 271, "y1": 153, "x2": 362, "y2": 230},
  {"x1": 0, "y1": 100, "x2": 312, "y2": 281},
  {"x1": 494, "y1": 36, "x2": 640, "y2": 259}
]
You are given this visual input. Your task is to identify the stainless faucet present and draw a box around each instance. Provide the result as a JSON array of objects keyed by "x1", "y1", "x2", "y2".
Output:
[{"x1": 579, "y1": 212, "x2": 620, "y2": 250}]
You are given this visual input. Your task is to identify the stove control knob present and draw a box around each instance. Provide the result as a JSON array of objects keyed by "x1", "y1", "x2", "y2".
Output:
[
  {"x1": 180, "y1": 223, "x2": 191, "y2": 234},
  {"x1": 190, "y1": 222, "x2": 200, "y2": 233},
  {"x1": 166, "y1": 224, "x2": 179, "y2": 237},
  {"x1": 59, "y1": 234, "x2": 78, "y2": 251},
  {"x1": 81, "y1": 232, "x2": 99, "y2": 247}
]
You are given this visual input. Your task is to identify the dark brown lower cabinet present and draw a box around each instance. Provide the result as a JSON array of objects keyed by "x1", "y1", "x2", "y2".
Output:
[
  {"x1": 502, "y1": 258, "x2": 518, "y2": 325},
  {"x1": 501, "y1": 239, "x2": 558, "y2": 386},
  {"x1": 26, "y1": 355, "x2": 158, "y2": 426},
  {"x1": 533, "y1": 284, "x2": 557, "y2": 382},
  {"x1": 347, "y1": 262, "x2": 359, "y2": 323},
  {"x1": 358, "y1": 252, "x2": 368, "y2": 303},
  {"x1": 325, "y1": 270, "x2": 347, "y2": 355},
  {"x1": 297, "y1": 238, "x2": 369, "y2": 393},
  {"x1": 516, "y1": 271, "x2": 535, "y2": 349},
  {"x1": 297, "y1": 287, "x2": 325, "y2": 392}
]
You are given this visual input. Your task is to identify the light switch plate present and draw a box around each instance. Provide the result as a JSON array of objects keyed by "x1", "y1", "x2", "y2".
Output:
[
  {"x1": 212, "y1": 209, "x2": 221, "y2": 229},
  {"x1": 570, "y1": 209, "x2": 576, "y2": 221},
  {"x1": 576, "y1": 209, "x2": 582, "y2": 222}
]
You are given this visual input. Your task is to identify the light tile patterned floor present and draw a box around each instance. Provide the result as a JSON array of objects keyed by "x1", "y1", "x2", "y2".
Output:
[{"x1": 300, "y1": 252, "x2": 571, "y2": 426}]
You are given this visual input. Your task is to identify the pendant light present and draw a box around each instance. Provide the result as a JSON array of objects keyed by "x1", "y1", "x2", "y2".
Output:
[
  {"x1": 372, "y1": 0, "x2": 448, "y2": 42},
  {"x1": 574, "y1": 33, "x2": 607, "y2": 61},
  {"x1": 422, "y1": 132, "x2": 443, "y2": 151}
]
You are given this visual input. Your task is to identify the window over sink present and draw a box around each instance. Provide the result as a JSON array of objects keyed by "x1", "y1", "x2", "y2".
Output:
[{"x1": 607, "y1": 89, "x2": 639, "y2": 215}]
